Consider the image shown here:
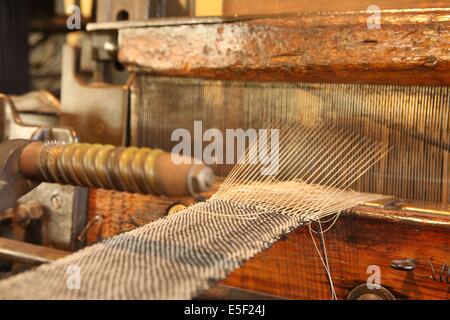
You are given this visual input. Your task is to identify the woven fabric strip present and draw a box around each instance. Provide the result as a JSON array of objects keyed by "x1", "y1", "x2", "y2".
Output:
[
  {"x1": 0, "y1": 203, "x2": 302, "y2": 299},
  {"x1": 0, "y1": 121, "x2": 389, "y2": 299}
]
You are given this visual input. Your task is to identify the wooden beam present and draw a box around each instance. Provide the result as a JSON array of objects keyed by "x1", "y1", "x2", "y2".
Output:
[
  {"x1": 222, "y1": 207, "x2": 450, "y2": 299},
  {"x1": 118, "y1": 9, "x2": 450, "y2": 85},
  {"x1": 223, "y1": 0, "x2": 450, "y2": 15},
  {"x1": 88, "y1": 187, "x2": 450, "y2": 299}
]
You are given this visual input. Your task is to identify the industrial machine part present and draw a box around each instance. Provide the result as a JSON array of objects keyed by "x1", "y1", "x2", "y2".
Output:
[
  {"x1": 1, "y1": 92, "x2": 77, "y2": 143},
  {"x1": 347, "y1": 284, "x2": 395, "y2": 300},
  {"x1": 167, "y1": 203, "x2": 188, "y2": 216},
  {"x1": 1, "y1": 3, "x2": 448, "y2": 300},
  {"x1": 114, "y1": 10, "x2": 450, "y2": 84},
  {"x1": 116, "y1": 12, "x2": 450, "y2": 206},
  {"x1": 391, "y1": 258, "x2": 450, "y2": 285},
  {"x1": 20, "y1": 141, "x2": 216, "y2": 197},
  {"x1": 60, "y1": 45, "x2": 129, "y2": 145},
  {"x1": 76, "y1": 7, "x2": 450, "y2": 300},
  {"x1": 96, "y1": 0, "x2": 194, "y2": 22},
  {"x1": 0, "y1": 140, "x2": 40, "y2": 212},
  {"x1": 11, "y1": 91, "x2": 61, "y2": 117},
  {"x1": 76, "y1": 9, "x2": 450, "y2": 206},
  {"x1": 0, "y1": 139, "x2": 215, "y2": 212},
  {"x1": 0, "y1": 236, "x2": 68, "y2": 265},
  {"x1": 0, "y1": 91, "x2": 83, "y2": 249},
  {"x1": 2, "y1": 200, "x2": 43, "y2": 228}
]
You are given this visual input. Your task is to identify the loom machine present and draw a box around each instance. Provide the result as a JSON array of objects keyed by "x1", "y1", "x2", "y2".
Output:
[{"x1": 0, "y1": 1, "x2": 448, "y2": 299}]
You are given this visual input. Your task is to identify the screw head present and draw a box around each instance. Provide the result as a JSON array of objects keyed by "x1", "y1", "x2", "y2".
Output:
[{"x1": 50, "y1": 194, "x2": 63, "y2": 210}]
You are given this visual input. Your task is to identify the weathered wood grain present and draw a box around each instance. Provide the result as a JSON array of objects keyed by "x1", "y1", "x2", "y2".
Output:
[
  {"x1": 118, "y1": 9, "x2": 450, "y2": 85},
  {"x1": 88, "y1": 188, "x2": 450, "y2": 299},
  {"x1": 222, "y1": 208, "x2": 450, "y2": 300},
  {"x1": 223, "y1": 0, "x2": 450, "y2": 15}
]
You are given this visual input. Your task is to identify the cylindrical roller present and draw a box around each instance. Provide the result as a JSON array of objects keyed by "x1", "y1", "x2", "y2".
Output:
[
  {"x1": 153, "y1": 153, "x2": 215, "y2": 197},
  {"x1": 19, "y1": 141, "x2": 215, "y2": 197}
]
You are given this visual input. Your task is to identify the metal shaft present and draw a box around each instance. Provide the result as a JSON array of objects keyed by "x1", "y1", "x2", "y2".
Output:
[{"x1": 19, "y1": 141, "x2": 215, "y2": 197}]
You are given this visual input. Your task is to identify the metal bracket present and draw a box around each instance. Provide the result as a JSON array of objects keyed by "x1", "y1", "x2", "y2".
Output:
[
  {"x1": 60, "y1": 45, "x2": 129, "y2": 145},
  {"x1": 391, "y1": 258, "x2": 450, "y2": 285},
  {"x1": 1, "y1": 92, "x2": 78, "y2": 143},
  {"x1": 0, "y1": 92, "x2": 85, "y2": 250}
]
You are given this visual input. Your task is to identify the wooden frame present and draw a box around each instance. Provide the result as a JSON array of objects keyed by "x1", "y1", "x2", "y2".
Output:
[{"x1": 117, "y1": 9, "x2": 450, "y2": 85}]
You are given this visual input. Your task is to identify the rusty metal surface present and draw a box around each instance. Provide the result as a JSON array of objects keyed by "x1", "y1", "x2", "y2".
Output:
[
  {"x1": 60, "y1": 45, "x2": 129, "y2": 145},
  {"x1": 0, "y1": 91, "x2": 84, "y2": 250},
  {"x1": 19, "y1": 141, "x2": 215, "y2": 198},
  {"x1": 117, "y1": 9, "x2": 450, "y2": 84},
  {"x1": 11, "y1": 91, "x2": 61, "y2": 115},
  {"x1": 1, "y1": 93, "x2": 77, "y2": 143},
  {"x1": 18, "y1": 183, "x2": 85, "y2": 250},
  {"x1": 11, "y1": 91, "x2": 61, "y2": 128},
  {"x1": 0, "y1": 141, "x2": 83, "y2": 250},
  {"x1": 0, "y1": 140, "x2": 37, "y2": 212}
]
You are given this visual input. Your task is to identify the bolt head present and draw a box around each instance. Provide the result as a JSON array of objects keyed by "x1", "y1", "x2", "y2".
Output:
[{"x1": 50, "y1": 194, "x2": 63, "y2": 210}]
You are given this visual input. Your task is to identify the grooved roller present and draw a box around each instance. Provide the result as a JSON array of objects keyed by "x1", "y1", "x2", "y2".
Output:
[{"x1": 19, "y1": 142, "x2": 215, "y2": 197}]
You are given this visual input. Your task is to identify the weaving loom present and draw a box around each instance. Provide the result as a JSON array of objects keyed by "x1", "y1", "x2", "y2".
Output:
[
  {"x1": 0, "y1": 3, "x2": 449, "y2": 301},
  {"x1": 0, "y1": 124, "x2": 390, "y2": 299}
]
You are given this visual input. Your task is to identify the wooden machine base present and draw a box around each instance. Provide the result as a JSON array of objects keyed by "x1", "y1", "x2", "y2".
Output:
[{"x1": 87, "y1": 189, "x2": 449, "y2": 300}]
